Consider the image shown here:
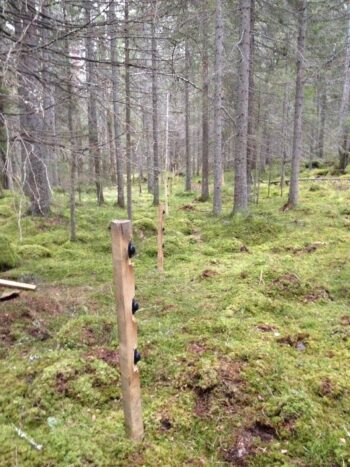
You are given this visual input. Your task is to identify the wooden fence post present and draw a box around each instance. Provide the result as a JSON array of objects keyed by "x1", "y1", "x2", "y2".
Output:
[
  {"x1": 111, "y1": 220, "x2": 144, "y2": 441},
  {"x1": 157, "y1": 203, "x2": 164, "y2": 272}
]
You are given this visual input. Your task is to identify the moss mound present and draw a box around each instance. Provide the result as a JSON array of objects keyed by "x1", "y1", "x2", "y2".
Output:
[
  {"x1": 0, "y1": 234, "x2": 18, "y2": 271},
  {"x1": 18, "y1": 244, "x2": 51, "y2": 259}
]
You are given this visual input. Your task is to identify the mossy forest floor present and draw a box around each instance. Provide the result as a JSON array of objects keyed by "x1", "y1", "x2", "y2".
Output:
[{"x1": 0, "y1": 171, "x2": 350, "y2": 466}]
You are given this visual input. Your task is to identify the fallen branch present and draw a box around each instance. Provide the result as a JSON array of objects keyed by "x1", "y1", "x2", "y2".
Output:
[{"x1": 13, "y1": 425, "x2": 43, "y2": 451}]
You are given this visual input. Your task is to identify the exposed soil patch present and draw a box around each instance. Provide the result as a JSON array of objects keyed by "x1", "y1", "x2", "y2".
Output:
[
  {"x1": 0, "y1": 294, "x2": 54, "y2": 348},
  {"x1": 179, "y1": 204, "x2": 196, "y2": 211},
  {"x1": 268, "y1": 273, "x2": 306, "y2": 298},
  {"x1": 222, "y1": 421, "x2": 276, "y2": 465},
  {"x1": 188, "y1": 342, "x2": 207, "y2": 355},
  {"x1": 55, "y1": 371, "x2": 77, "y2": 396},
  {"x1": 222, "y1": 431, "x2": 253, "y2": 465},
  {"x1": 340, "y1": 315, "x2": 350, "y2": 326},
  {"x1": 271, "y1": 273, "x2": 300, "y2": 290},
  {"x1": 248, "y1": 421, "x2": 276, "y2": 442},
  {"x1": 83, "y1": 323, "x2": 114, "y2": 347},
  {"x1": 194, "y1": 387, "x2": 212, "y2": 418},
  {"x1": 318, "y1": 377, "x2": 334, "y2": 397},
  {"x1": 86, "y1": 347, "x2": 119, "y2": 368},
  {"x1": 220, "y1": 359, "x2": 243, "y2": 389},
  {"x1": 28, "y1": 326, "x2": 51, "y2": 341},
  {"x1": 160, "y1": 417, "x2": 173, "y2": 431},
  {"x1": 256, "y1": 324, "x2": 277, "y2": 333},
  {"x1": 201, "y1": 269, "x2": 218, "y2": 279},
  {"x1": 303, "y1": 287, "x2": 331, "y2": 303},
  {"x1": 277, "y1": 332, "x2": 309, "y2": 350},
  {"x1": 284, "y1": 242, "x2": 326, "y2": 255}
]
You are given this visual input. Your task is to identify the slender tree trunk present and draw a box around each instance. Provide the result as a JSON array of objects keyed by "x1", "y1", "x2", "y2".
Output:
[
  {"x1": 64, "y1": 2, "x2": 77, "y2": 241},
  {"x1": 152, "y1": 5, "x2": 160, "y2": 206},
  {"x1": 280, "y1": 74, "x2": 288, "y2": 196},
  {"x1": 109, "y1": 1, "x2": 125, "y2": 207},
  {"x1": 287, "y1": 0, "x2": 307, "y2": 208},
  {"x1": 125, "y1": 0, "x2": 132, "y2": 219},
  {"x1": 85, "y1": 1, "x2": 104, "y2": 206},
  {"x1": 246, "y1": 0, "x2": 255, "y2": 194},
  {"x1": 164, "y1": 92, "x2": 170, "y2": 214},
  {"x1": 233, "y1": 0, "x2": 251, "y2": 214},
  {"x1": 317, "y1": 80, "x2": 326, "y2": 159},
  {"x1": 200, "y1": 11, "x2": 209, "y2": 201},
  {"x1": 17, "y1": 0, "x2": 51, "y2": 215},
  {"x1": 107, "y1": 107, "x2": 116, "y2": 183},
  {"x1": 185, "y1": 41, "x2": 192, "y2": 192},
  {"x1": 338, "y1": 13, "x2": 350, "y2": 171},
  {"x1": 41, "y1": 4, "x2": 57, "y2": 188},
  {"x1": 213, "y1": 0, "x2": 223, "y2": 214}
]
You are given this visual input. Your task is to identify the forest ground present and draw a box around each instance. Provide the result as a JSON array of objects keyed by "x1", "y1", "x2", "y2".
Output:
[{"x1": 0, "y1": 169, "x2": 350, "y2": 466}]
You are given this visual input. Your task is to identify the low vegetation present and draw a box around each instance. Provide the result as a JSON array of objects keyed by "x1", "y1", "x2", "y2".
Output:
[{"x1": 0, "y1": 172, "x2": 350, "y2": 466}]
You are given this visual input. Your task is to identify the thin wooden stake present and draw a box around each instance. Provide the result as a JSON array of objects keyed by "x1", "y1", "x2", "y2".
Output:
[
  {"x1": 157, "y1": 203, "x2": 164, "y2": 272},
  {"x1": 164, "y1": 92, "x2": 170, "y2": 215},
  {"x1": 111, "y1": 220, "x2": 144, "y2": 441}
]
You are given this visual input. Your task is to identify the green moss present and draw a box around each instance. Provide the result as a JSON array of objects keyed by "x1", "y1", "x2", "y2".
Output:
[
  {"x1": 133, "y1": 217, "x2": 157, "y2": 235},
  {"x1": 18, "y1": 244, "x2": 51, "y2": 259},
  {"x1": 0, "y1": 234, "x2": 18, "y2": 271},
  {"x1": 1, "y1": 178, "x2": 350, "y2": 466},
  {"x1": 56, "y1": 315, "x2": 116, "y2": 349}
]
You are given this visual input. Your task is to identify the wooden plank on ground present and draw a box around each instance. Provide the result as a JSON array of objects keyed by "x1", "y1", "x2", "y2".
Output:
[{"x1": 0, "y1": 279, "x2": 36, "y2": 291}]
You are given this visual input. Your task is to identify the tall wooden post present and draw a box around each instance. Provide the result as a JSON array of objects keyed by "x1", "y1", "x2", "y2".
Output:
[
  {"x1": 157, "y1": 203, "x2": 164, "y2": 272},
  {"x1": 111, "y1": 220, "x2": 144, "y2": 441}
]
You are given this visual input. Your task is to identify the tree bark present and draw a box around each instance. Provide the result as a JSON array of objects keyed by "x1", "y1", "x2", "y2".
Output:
[
  {"x1": 317, "y1": 80, "x2": 326, "y2": 159},
  {"x1": 213, "y1": 0, "x2": 223, "y2": 214},
  {"x1": 200, "y1": 10, "x2": 209, "y2": 201},
  {"x1": 185, "y1": 40, "x2": 191, "y2": 192},
  {"x1": 109, "y1": 1, "x2": 125, "y2": 207},
  {"x1": 125, "y1": 0, "x2": 132, "y2": 219},
  {"x1": 151, "y1": 4, "x2": 160, "y2": 206},
  {"x1": 233, "y1": 0, "x2": 251, "y2": 214},
  {"x1": 246, "y1": 0, "x2": 255, "y2": 194},
  {"x1": 17, "y1": 0, "x2": 51, "y2": 215},
  {"x1": 338, "y1": 12, "x2": 350, "y2": 172},
  {"x1": 85, "y1": 1, "x2": 104, "y2": 206},
  {"x1": 287, "y1": 0, "x2": 307, "y2": 208}
]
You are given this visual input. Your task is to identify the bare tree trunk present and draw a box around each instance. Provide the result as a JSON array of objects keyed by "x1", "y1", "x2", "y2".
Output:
[
  {"x1": 280, "y1": 74, "x2": 289, "y2": 196},
  {"x1": 200, "y1": 11, "x2": 209, "y2": 201},
  {"x1": 125, "y1": 0, "x2": 132, "y2": 219},
  {"x1": 233, "y1": 0, "x2": 251, "y2": 214},
  {"x1": 185, "y1": 41, "x2": 191, "y2": 192},
  {"x1": 287, "y1": 0, "x2": 307, "y2": 208},
  {"x1": 107, "y1": 107, "x2": 116, "y2": 183},
  {"x1": 213, "y1": 0, "x2": 223, "y2": 214},
  {"x1": 317, "y1": 79, "x2": 326, "y2": 159},
  {"x1": 246, "y1": 0, "x2": 255, "y2": 194},
  {"x1": 41, "y1": 4, "x2": 57, "y2": 188},
  {"x1": 17, "y1": 0, "x2": 51, "y2": 216},
  {"x1": 109, "y1": 1, "x2": 125, "y2": 207},
  {"x1": 85, "y1": 1, "x2": 104, "y2": 206},
  {"x1": 338, "y1": 12, "x2": 350, "y2": 172},
  {"x1": 164, "y1": 92, "x2": 170, "y2": 214},
  {"x1": 63, "y1": 2, "x2": 77, "y2": 241},
  {"x1": 152, "y1": 4, "x2": 160, "y2": 206}
]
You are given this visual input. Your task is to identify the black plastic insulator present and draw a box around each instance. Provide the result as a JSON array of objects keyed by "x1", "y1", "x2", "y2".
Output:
[
  {"x1": 134, "y1": 349, "x2": 141, "y2": 365},
  {"x1": 132, "y1": 298, "x2": 139, "y2": 314},
  {"x1": 128, "y1": 241, "x2": 136, "y2": 258}
]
